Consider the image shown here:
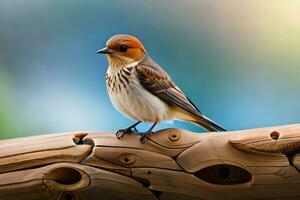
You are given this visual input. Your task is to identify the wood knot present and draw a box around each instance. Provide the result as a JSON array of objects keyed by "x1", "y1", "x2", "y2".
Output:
[
  {"x1": 43, "y1": 167, "x2": 90, "y2": 191},
  {"x1": 270, "y1": 131, "x2": 280, "y2": 140},
  {"x1": 194, "y1": 164, "x2": 252, "y2": 185},
  {"x1": 119, "y1": 153, "x2": 136, "y2": 165},
  {"x1": 73, "y1": 133, "x2": 88, "y2": 145},
  {"x1": 168, "y1": 131, "x2": 181, "y2": 142},
  {"x1": 62, "y1": 192, "x2": 75, "y2": 200}
]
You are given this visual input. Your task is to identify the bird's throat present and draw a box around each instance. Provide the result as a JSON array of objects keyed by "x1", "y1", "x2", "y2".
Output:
[{"x1": 107, "y1": 56, "x2": 123, "y2": 68}]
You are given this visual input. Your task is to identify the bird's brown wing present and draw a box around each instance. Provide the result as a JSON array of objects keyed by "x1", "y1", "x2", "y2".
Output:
[
  {"x1": 135, "y1": 60, "x2": 202, "y2": 118},
  {"x1": 136, "y1": 57, "x2": 226, "y2": 132}
]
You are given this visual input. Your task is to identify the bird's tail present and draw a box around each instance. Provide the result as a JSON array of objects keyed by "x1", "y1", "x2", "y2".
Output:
[{"x1": 192, "y1": 115, "x2": 226, "y2": 132}]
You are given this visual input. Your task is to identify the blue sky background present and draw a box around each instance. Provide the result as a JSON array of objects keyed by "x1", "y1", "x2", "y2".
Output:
[{"x1": 0, "y1": 0, "x2": 300, "y2": 139}]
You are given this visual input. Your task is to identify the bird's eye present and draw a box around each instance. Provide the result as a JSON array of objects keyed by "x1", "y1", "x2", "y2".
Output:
[{"x1": 119, "y1": 45, "x2": 128, "y2": 53}]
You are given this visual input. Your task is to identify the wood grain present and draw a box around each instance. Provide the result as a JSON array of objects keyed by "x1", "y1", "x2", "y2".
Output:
[{"x1": 0, "y1": 124, "x2": 300, "y2": 199}]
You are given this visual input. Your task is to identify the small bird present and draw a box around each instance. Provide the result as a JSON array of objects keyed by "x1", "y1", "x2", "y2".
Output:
[{"x1": 97, "y1": 34, "x2": 225, "y2": 143}]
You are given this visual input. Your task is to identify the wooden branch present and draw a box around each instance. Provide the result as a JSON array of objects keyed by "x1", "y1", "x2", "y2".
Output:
[{"x1": 1, "y1": 124, "x2": 300, "y2": 200}]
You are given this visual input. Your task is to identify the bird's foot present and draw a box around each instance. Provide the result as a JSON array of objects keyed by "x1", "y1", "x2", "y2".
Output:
[
  {"x1": 115, "y1": 127, "x2": 136, "y2": 139},
  {"x1": 139, "y1": 131, "x2": 153, "y2": 144}
]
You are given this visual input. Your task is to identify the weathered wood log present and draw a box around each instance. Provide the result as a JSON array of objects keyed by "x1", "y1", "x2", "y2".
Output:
[{"x1": 0, "y1": 124, "x2": 300, "y2": 200}]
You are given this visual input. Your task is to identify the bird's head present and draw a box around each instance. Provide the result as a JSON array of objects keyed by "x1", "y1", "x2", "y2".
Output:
[{"x1": 97, "y1": 34, "x2": 147, "y2": 67}]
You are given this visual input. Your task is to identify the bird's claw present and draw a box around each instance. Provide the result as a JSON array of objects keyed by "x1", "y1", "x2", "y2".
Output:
[
  {"x1": 115, "y1": 128, "x2": 133, "y2": 139},
  {"x1": 139, "y1": 131, "x2": 153, "y2": 144},
  {"x1": 115, "y1": 125, "x2": 154, "y2": 144}
]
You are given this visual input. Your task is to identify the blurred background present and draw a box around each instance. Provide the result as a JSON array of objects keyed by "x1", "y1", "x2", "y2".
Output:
[{"x1": 0, "y1": 0, "x2": 300, "y2": 139}]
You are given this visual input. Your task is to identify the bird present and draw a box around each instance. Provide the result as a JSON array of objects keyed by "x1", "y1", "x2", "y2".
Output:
[{"x1": 97, "y1": 34, "x2": 225, "y2": 143}]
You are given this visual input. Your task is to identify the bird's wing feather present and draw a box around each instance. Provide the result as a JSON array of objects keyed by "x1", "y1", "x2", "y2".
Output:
[{"x1": 135, "y1": 60, "x2": 202, "y2": 118}]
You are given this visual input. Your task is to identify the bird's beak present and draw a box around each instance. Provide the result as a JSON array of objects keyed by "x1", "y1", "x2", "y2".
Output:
[{"x1": 96, "y1": 47, "x2": 113, "y2": 54}]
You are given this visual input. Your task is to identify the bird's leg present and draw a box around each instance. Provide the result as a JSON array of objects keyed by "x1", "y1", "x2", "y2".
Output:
[
  {"x1": 133, "y1": 126, "x2": 139, "y2": 132},
  {"x1": 116, "y1": 121, "x2": 141, "y2": 139},
  {"x1": 139, "y1": 122, "x2": 157, "y2": 144}
]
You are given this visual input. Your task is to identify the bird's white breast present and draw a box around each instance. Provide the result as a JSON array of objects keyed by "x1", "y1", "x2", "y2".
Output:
[{"x1": 106, "y1": 63, "x2": 169, "y2": 122}]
